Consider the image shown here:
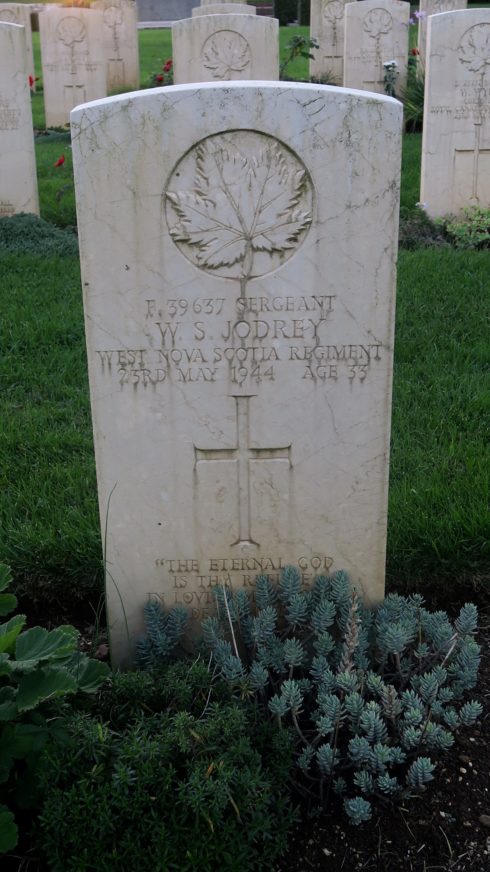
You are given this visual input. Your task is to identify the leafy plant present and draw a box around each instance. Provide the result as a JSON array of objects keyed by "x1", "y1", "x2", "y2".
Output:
[
  {"x1": 0, "y1": 564, "x2": 109, "y2": 853},
  {"x1": 148, "y1": 57, "x2": 173, "y2": 88},
  {"x1": 280, "y1": 35, "x2": 319, "y2": 78},
  {"x1": 383, "y1": 60, "x2": 399, "y2": 98},
  {"x1": 401, "y1": 52, "x2": 425, "y2": 132},
  {"x1": 437, "y1": 207, "x2": 490, "y2": 250},
  {"x1": 140, "y1": 567, "x2": 482, "y2": 825},
  {"x1": 38, "y1": 663, "x2": 295, "y2": 872}
]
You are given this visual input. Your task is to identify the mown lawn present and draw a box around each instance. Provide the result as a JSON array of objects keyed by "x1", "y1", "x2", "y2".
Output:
[{"x1": 1, "y1": 28, "x2": 488, "y2": 613}]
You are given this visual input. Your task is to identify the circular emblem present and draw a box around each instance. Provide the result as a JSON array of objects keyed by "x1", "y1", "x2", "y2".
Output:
[
  {"x1": 165, "y1": 131, "x2": 314, "y2": 281},
  {"x1": 458, "y1": 24, "x2": 490, "y2": 74},
  {"x1": 363, "y1": 8, "x2": 393, "y2": 38},
  {"x1": 103, "y1": 5, "x2": 123, "y2": 28},
  {"x1": 202, "y1": 30, "x2": 251, "y2": 80},
  {"x1": 56, "y1": 16, "x2": 86, "y2": 46},
  {"x1": 323, "y1": 1, "x2": 344, "y2": 24},
  {"x1": 0, "y1": 9, "x2": 17, "y2": 23}
]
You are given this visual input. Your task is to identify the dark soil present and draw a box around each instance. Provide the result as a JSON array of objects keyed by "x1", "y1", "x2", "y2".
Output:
[{"x1": 276, "y1": 623, "x2": 490, "y2": 872}]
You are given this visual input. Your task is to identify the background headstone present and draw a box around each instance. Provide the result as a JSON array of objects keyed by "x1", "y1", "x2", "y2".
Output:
[
  {"x1": 193, "y1": 4, "x2": 255, "y2": 16},
  {"x1": 0, "y1": 22, "x2": 39, "y2": 216},
  {"x1": 93, "y1": 0, "x2": 140, "y2": 92},
  {"x1": 136, "y1": 0, "x2": 194, "y2": 21},
  {"x1": 0, "y1": 3, "x2": 36, "y2": 89},
  {"x1": 201, "y1": 0, "x2": 251, "y2": 4},
  {"x1": 71, "y1": 81, "x2": 402, "y2": 665},
  {"x1": 421, "y1": 9, "x2": 490, "y2": 217},
  {"x1": 310, "y1": 0, "x2": 349, "y2": 84},
  {"x1": 40, "y1": 7, "x2": 107, "y2": 128},
  {"x1": 344, "y1": 0, "x2": 410, "y2": 94},
  {"x1": 172, "y1": 14, "x2": 278, "y2": 83},
  {"x1": 418, "y1": 0, "x2": 467, "y2": 62}
]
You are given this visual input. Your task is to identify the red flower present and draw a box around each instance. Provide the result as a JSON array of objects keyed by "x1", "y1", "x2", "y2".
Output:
[
  {"x1": 54, "y1": 155, "x2": 65, "y2": 167},
  {"x1": 155, "y1": 74, "x2": 164, "y2": 83},
  {"x1": 28, "y1": 75, "x2": 34, "y2": 88},
  {"x1": 163, "y1": 59, "x2": 173, "y2": 73},
  {"x1": 410, "y1": 47, "x2": 420, "y2": 56}
]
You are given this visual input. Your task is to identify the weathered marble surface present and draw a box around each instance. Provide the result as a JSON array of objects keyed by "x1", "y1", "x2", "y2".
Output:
[
  {"x1": 418, "y1": 0, "x2": 467, "y2": 62},
  {"x1": 193, "y1": 4, "x2": 255, "y2": 16},
  {"x1": 421, "y1": 9, "x2": 490, "y2": 217},
  {"x1": 0, "y1": 22, "x2": 39, "y2": 216},
  {"x1": 39, "y1": 7, "x2": 107, "y2": 127},
  {"x1": 92, "y1": 0, "x2": 140, "y2": 92},
  {"x1": 0, "y1": 4, "x2": 35, "y2": 89},
  {"x1": 172, "y1": 14, "x2": 278, "y2": 83},
  {"x1": 344, "y1": 0, "x2": 410, "y2": 94},
  {"x1": 310, "y1": 0, "x2": 349, "y2": 84},
  {"x1": 71, "y1": 81, "x2": 402, "y2": 665}
]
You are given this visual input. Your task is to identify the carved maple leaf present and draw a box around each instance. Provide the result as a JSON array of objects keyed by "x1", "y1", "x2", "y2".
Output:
[
  {"x1": 323, "y1": 1, "x2": 344, "y2": 24},
  {"x1": 166, "y1": 139, "x2": 312, "y2": 275},
  {"x1": 363, "y1": 9, "x2": 393, "y2": 38},
  {"x1": 459, "y1": 24, "x2": 490, "y2": 73},
  {"x1": 203, "y1": 33, "x2": 251, "y2": 80}
]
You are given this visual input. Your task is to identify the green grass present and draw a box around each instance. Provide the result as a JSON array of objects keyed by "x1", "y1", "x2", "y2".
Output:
[{"x1": 2, "y1": 28, "x2": 489, "y2": 612}]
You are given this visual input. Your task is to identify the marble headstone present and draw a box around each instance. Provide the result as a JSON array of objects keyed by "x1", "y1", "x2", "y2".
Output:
[
  {"x1": 421, "y1": 9, "x2": 490, "y2": 217},
  {"x1": 92, "y1": 0, "x2": 140, "y2": 92},
  {"x1": 0, "y1": 3, "x2": 35, "y2": 89},
  {"x1": 310, "y1": 0, "x2": 348, "y2": 84},
  {"x1": 344, "y1": 0, "x2": 410, "y2": 94},
  {"x1": 40, "y1": 7, "x2": 107, "y2": 127},
  {"x1": 418, "y1": 0, "x2": 467, "y2": 62},
  {"x1": 0, "y1": 22, "x2": 39, "y2": 217},
  {"x1": 71, "y1": 81, "x2": 402, "y2": 665},
  {"x1": 193, "y1": 4, "x2": 255, "y2": 16},
  {"x1": 172, "y1": 14, "x2": 278, "y2": 83}
]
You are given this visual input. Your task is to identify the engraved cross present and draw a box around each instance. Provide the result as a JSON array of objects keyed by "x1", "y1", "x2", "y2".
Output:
[{"x1": 194, "y1": 395, "x2": 291, "y2": 547}]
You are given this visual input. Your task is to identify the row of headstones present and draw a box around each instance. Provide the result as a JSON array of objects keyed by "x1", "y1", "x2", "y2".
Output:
[
  {"x1": 173, "y1": 0, "x2": 407, "y2": 94},
  {"x1": 310, "y1": 0, "x2": 469, "y2": 86},
  {"x1": 0, "y1": 1, "x2": 139, "y2": 128},
  {"x1": 1, "y1": 3, "x2": 489, "y2": 219}
]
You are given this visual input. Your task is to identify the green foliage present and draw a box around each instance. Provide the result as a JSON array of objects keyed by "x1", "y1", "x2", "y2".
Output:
[
  {"x1": 0, "y1": 214, "x2": 78, "y2": 257},
  {"x1": 401, "y1": 56, "x2": 425, "y2": 132},
  {"x1": 279, "y1": 35, "x2": 319, "y2": 79},
  {"x1": 437, "y1": 207, "x2": 490, "y2": 250},
  {"x1": 398, "y1": 208, "x2": 449, "y2": 250},
  {"x1": 138, "y1": 568, "x2": 482, "y2": 825},
  {"x1": 0, "y1": 564, "x2": 109, "y2": 853},
  {"x1": 38, "y1": 662, "x2": 295, "y2": 872},
  {"x1": 137, "y1": 600, "x2": 189, "y2": 666}
]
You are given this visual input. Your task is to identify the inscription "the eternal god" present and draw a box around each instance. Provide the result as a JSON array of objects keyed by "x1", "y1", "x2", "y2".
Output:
[{"x1": 151, "y1": 554, "x2": 335, "y2": 619}]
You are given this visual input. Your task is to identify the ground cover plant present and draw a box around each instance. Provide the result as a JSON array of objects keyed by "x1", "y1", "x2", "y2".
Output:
[
  {"x1": 36, "y1": 661, "x2": 294, "y2": 872},
  {"x1": 1, "y1": 21, "x2": 489, "y2": 872},
  {"x1": 139, "y1": 568, "x2": 483, "y2": 824}
]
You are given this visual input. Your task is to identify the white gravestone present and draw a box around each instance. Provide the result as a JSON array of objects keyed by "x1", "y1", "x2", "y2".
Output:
[
  {"x1": 421, "y1": 9, "x2": 490, "y2": 217},
  {"x1": 92, "y1": 0, "x2": 140, "y2": 92},
  {"x1": 418, "y1": 0, "x2": 467, "y2": 63},
  {"x1": 310, "y1": 0, "x2": 349, "y2": 84},
  {"x1": 40, "y1": 7, "x2": 107, "y2": 128},
  {"x1": 71, "y1": 81, "x2": 402, "y2": 665},
  {"x1": 0, "y1": 22, "x2": 39, "y2": 217},
  {"x1": 344, "y1": 0, "x2": 410, "y2": 95},
  {"x1": 172, "y1": 15, "x2": 278, "y2": 83},
  {"x1": 0, "y1": 4, "x2": 36, "y2": 90},
  {"x1": 193, "y1": 5, "x2": 255, "y2": 16}
]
